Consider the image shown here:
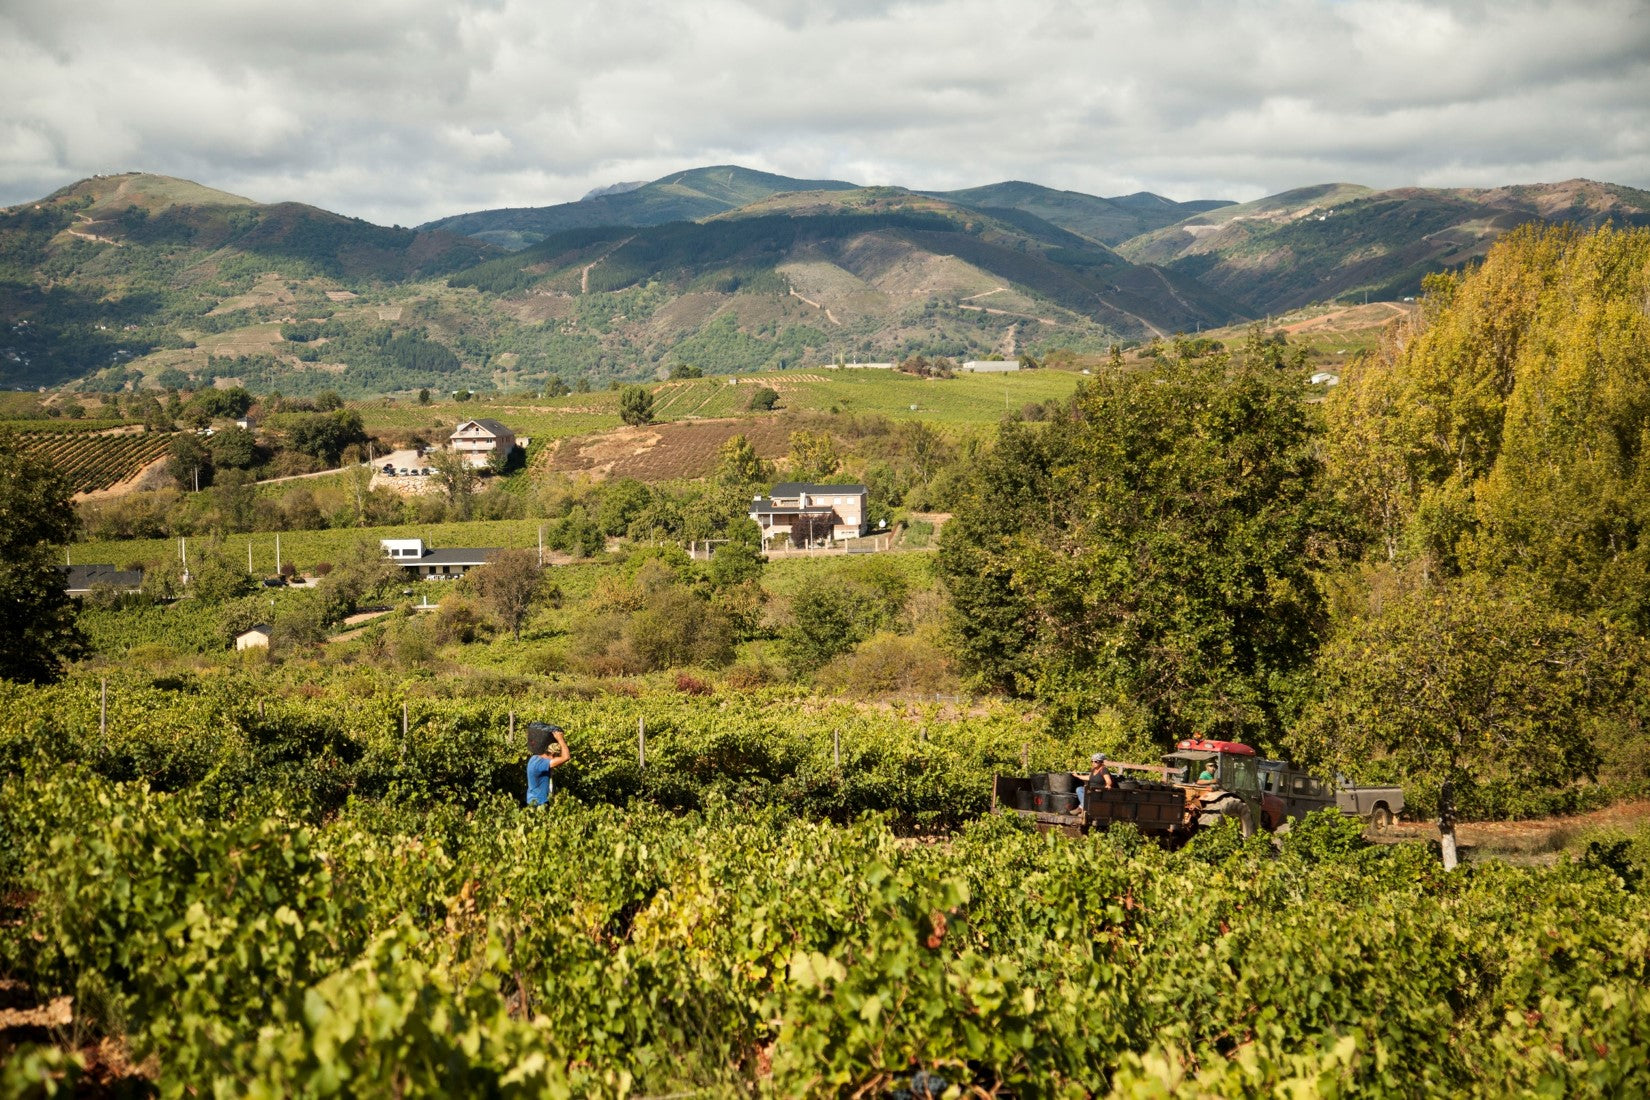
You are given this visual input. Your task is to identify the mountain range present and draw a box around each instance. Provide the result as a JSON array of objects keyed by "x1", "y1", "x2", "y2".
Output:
[{"x1": 3, "y1": 166, "x2": 1647, "y2": 396}]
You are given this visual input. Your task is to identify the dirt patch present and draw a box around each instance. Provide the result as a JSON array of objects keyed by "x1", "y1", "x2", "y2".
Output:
[
  {"x1": 1378, "y1": 798, "x2": 1650, "y2": 865},
  {"x1": 541, "y1": 417, "x2": 794, "y2": 482}
]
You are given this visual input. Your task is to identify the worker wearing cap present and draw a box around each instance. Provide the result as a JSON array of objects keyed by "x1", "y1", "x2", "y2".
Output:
[
  {"x1": 525, "y1": 722, "x2": 572, "y2": 807},
  {"x1": 1074, "y1": 752, "x2": 1117, "y2": 810}
]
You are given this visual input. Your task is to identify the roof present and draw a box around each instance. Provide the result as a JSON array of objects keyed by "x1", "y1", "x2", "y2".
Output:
[
  {"x1": 769, "y1": 482, "x2": 868, "y2": 497},
  {"x1": 60, "y1": 564, "x2": 144, "y2": 592},
  {"x1": 452, "y1": 418, "x2": 513, "y2": 436},
  {"x1": 238, "y1": 624, "x2": 272, "y2": 638},
  {"x1": 410, "y1": 547, "x2": 502, "y2": 566}
]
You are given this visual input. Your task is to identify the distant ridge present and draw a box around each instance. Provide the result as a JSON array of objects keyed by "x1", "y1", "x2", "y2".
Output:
[{"x1": 421, "y1": 165, "x2": 860, "y2": 250}]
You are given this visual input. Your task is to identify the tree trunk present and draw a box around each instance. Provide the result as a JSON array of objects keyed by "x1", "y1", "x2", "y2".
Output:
[{"x1": 1438, "y1": 777, "x2": 1460, "y2": 872}]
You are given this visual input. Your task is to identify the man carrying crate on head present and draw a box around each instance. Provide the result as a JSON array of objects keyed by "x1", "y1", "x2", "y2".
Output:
[{"x1": 525, "y1": 721, "x2": 571, "y2": 807}]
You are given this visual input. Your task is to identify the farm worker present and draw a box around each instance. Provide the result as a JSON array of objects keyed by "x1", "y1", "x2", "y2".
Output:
[
  {"x1": 525, "y1": 721, "x2": 572, "y2": 807},
  {"x1": 1074, "y1": 752, "x2": 1116, "y2": 810},
  {"x1": 1197, "y1": 761, "x2": 1217, "y2": 783}
]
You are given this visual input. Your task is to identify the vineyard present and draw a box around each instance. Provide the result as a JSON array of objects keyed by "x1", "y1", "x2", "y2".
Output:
[
  {"x1": 13, "y1": 427, "x2": 173, "y2": 495},
  {"x1": 2, "y1": 670, "x2": 1648, "y2": 1095}
]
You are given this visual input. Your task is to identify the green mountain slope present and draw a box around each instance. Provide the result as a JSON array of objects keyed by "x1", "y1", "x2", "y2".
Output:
[
  {"x1": 0, "y1": 173, "x2": 499, "y2": 389},
  {"x1": 420, "y1": 165, "x2": 861, "y2": 250},
  {"x1": 449, "y1": 188, "x2": 1243, "y2": 344},
  {"x1": 924, "y1": 180, "x2": 1233, "y2": 245},
  {"x1": 1118, "y1": 179, "x2": 1650, "y2": 315}
]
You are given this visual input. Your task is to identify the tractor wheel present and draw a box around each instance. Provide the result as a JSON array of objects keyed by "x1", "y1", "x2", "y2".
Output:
[
  {"x1": 1369, "y1": 805, "x2": 1394, "y2": 831},
  {"x1": 1197, "y1": 797, "x2": 1245, "y2": 831}
]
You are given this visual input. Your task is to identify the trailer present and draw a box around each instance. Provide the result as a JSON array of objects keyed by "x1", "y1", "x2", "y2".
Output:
[{"x1": 995, "y1": 739, "x2": 1288, "y2": 843}]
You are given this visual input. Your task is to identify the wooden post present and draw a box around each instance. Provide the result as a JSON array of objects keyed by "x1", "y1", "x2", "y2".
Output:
[
  {"x1": 638, "y1": 716, "x2": 646, "y2": 769},
  {"x1": 258, "y1": 700, "x2": 265, "y2": 718},
  {"x1": 833, "y1": 728, "x2": 841, "y2": 768},
  {"x1": 1021, "y1": 742, "x2": 1029, "y2": 770},
  {"x1": 99, "y1": 678, "x2": 107, "y2": 738},
  {"x1": 403, "y1": 702, "x2": 409, "y2": 738},
  {"x1": 509, "y1": 710, "x2": 515, "y2": 742}
]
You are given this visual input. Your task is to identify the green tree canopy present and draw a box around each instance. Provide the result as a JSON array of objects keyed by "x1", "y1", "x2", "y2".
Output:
[
  {"x1": 618, "y1": 385, "x2": 655, "y2": 427},
  {"x1": 938, "y1": 354, "x2": 1342, "y2": 742},
  {"x1": 714, "y1": 434, "x2": 768, "y2": 488},
  {"x1": 1291, "y1": 576, "x2": 1639, "y2": 865},
  {"x1": 1325, "y1": 224, "x2": 1650, "y2": 628},
  {"x1": 0, "y1": 436, "x2": 87, "y2": 682}
]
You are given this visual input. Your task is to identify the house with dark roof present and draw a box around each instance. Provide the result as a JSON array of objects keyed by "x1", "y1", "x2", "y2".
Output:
[
  {"x1": 749, "y1": 483, "x2": 868, "y2": 546},
  {"x1": 60, "y1": 564, "x2": 144, "y2": 596},
  {"x1": 380, "y1": 538, "x2": 502, "y2": 579},
  {"x1": 449, "y1": 418, "x2": 518, "y2": 469}
]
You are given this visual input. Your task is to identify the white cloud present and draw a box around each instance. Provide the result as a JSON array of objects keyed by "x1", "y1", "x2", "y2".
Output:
[{"x1": 1, "y1": 0, "x2": 1645, "y2": 224}]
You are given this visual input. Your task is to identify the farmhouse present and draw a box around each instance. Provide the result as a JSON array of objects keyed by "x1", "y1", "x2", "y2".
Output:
[
  {"x1": 380, "y1": 538, "x2": 501, "y2": 579},
  {"x1": 749, "y1": 483, "x2": 868, "y2": 546},
  {"x1": 449, "y1": 418, "x2": 518, "y2": 469},
  {"x1": 60, "y1": 563, "x2": 144, "y2": 596},
  {"x1": 961, "y1": 360, "x2": 1020, "y2": 373}
]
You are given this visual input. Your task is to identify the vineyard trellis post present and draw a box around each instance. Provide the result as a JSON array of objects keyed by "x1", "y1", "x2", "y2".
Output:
[
  {"x1": 1021, "y1": 742, "x2": 1029, "y2": 770},
  {"x1": 638, "y1": 716, "x2": 646, "y2": 769},
  {"x1": 100, "y1": 678, "x2": 107, "y2": 738},
  {"x1": 834, "y1": 728, "x2": 841, "y2": 768}
]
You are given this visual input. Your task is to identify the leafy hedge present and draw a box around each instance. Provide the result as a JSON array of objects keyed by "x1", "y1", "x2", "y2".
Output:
[{"x1": 3, "y1": 768, "x2": 1646, "y2": 1096}]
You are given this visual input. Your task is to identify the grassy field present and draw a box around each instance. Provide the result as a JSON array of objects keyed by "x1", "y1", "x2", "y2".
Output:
[
  {"x1": 72, "y1": 518, "x2": 555, "y2": 574},
  {"x1": 354, "y1": 369, "x2": 1085, "y2": 450}
]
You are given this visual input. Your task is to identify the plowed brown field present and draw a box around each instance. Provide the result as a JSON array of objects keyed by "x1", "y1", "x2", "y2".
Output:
[{"x1": 537, "y1": 417, "x2": 794, "y2": 482}]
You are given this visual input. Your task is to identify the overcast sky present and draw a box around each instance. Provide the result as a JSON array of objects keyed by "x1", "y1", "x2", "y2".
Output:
[{"x1": 2, "y1": 0, "x2": 1646, "y2": 226}]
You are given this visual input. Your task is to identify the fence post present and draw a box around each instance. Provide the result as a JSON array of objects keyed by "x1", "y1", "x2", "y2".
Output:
[
  {"x1": 638, "y1": 716, "x2": 646, "y2": 769},
  {"x1": 509, "y1": 710, "x2": 515, "y2": 743},
  {"x1": 833, "y1": 728, "x2": 841, "y2": 768},
  {"x1": 100, "y1": 678, "x2": 107, "y2": 738},
  {"x1": 1021, "y1": 742, "x2": 1029, "y2": 771}
]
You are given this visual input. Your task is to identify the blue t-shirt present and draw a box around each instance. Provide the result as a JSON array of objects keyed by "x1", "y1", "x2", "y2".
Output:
[{"x1": 526, "y1": 755, "x2": 554, "y2": 806}]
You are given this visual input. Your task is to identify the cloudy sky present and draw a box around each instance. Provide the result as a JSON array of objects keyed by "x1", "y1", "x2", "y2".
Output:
[{"x1": 3, "y1": 0, "x2": 1646, "y2": 226}]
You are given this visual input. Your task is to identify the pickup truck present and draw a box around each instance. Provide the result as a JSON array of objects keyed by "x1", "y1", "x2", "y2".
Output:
[{"x1": 1256, "y1": 760, "x2": 1404, "y2": 828}]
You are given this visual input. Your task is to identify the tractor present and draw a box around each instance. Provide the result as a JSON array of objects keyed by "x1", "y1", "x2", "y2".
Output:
[{"x1": 994, "y1": 738, "x2": 1287, "y2": 843}]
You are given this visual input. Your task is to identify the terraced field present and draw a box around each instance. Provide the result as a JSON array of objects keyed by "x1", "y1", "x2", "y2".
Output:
[{"x1": 15, "y1": 428, "x2": 174, "y2": 496}]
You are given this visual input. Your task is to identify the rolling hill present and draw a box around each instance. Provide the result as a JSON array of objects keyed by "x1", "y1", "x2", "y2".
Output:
[
  {"x1": 1116, "y1": 178, "x2": 1650, "y2": 315},
  {"x1": 921, "y1": 180, "x2": 1233, "y2": 246},
  {"x1": 446, "y1": 187, "x2": 1245, "y2": 346},
  {"x1": 420, "y1": 165, "x2": 862, "y2": 250}
]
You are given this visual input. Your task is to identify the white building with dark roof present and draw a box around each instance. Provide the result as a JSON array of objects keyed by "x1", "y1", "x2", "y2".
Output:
[
  {"x1": 380, "y1": 538, "x2": 502, "y2": 579},
  {"x1": 749, "y1": 483, "x2": 868, "y2": 546}
]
